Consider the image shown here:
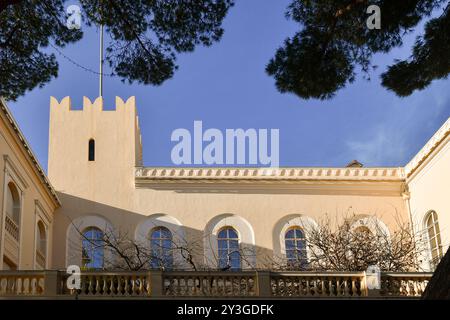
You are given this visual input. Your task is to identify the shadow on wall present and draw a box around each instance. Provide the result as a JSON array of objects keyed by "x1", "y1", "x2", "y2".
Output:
[{"x1": 52, "y1": 192, "x2": 275, "y2": 271}]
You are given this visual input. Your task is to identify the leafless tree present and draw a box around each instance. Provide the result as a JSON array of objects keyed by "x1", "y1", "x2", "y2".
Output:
[
  {"x1": 69, "y1": 212, "x2": 428, "y2": 273},
  {"x1": 70, "y1": 222, "x2": 256, "y2": 272},
  {"x1": 278, "y1": 213, "x2": 429, "y2": 272}
]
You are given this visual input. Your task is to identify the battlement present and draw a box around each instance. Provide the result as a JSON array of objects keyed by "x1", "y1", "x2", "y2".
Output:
[
  {"x1": 50, "y1": 96, "x2": 137, "y2": 112},
  {"x1": 48, "y1": 95, "x2": 143, "y2": 175}
]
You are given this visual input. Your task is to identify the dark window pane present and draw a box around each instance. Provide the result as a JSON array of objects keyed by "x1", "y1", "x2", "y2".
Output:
[
  {"x1": 285, "y1": 240, "x2": 295, "y2": 249},
  {"x1": 229, "y1": 239, "x2": 239, "y2": 249},
  {"x1": 295, "y1": 228, "x2": 304, "y2": 239},
  {"x1": 218, "y1": 240, "x2": 227, "y2": 249},
  {"x1": 285, "y1": 229, "x2": 295, "y2": 239},
  {"x1": 218, "y1": 229, "x2": 228, "y2": 238},
  {"x1": 228, "y1": 228, "x2": 238, "y2": 239}
]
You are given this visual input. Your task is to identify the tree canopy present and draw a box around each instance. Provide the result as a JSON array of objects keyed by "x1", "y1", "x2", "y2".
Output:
[
  {"x1": 2, "y1": 1, "x2": 449, "y2": 102},
  {"x1": 266, "y1": 0, "x2": 450, "y2": 100},
  {"x1": 0, "y1": 0, "x2": 233, "y2": 101}
]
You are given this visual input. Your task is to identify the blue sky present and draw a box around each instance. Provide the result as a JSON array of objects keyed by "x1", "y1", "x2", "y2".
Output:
[{"x1": 7, "y1": 0, "x2": 450, "y2": 171}]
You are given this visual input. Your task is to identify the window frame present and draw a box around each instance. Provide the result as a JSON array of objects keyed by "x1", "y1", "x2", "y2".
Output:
[
  {"x1": 217, "y1": 226, "x2": 241, "y2": 271},
  {"x1": 425, "y1": 211, "x2": 443, "y2": 268},
  {"x1": 284, "y1": 226, "x2": 307, "y2": 269},
  {"x1": 81, "y1": 227, "x2": 105, "y2": 270},
  {"x1": 149, "y1": 226, "x2": 173, "y2": 270}
]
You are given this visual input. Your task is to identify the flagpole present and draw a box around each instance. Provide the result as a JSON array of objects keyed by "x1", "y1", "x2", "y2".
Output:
[{"x1": 99, "y1": 23, "x2": 104, "y2": 97}]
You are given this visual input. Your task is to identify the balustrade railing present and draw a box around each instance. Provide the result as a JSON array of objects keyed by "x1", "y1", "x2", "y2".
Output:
[
  {"x1": 270, "y1": 272, "x2": 366, "y2": 297},
  {"x1": 380, "y1": 272, "x2": 432, "y2": 297},
  {"x1": 5, "y1": 215, "x2": 20, "y2": 242},
  {"x1": 71, "y1": 271, "x2": 151, "y2": 296},
  {"x1": 0, "y1": 270, "x2": 433, "y2": 298},
  {"x1": 0, "y1": 271, "x2": 45, "y2": 296},
  {"x1": 163, "y1": 271, "x2": 256, "y2": 297}
]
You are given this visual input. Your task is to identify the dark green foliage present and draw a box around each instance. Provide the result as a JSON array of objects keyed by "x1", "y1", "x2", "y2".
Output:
[
  {"x1": 382, "y1": 7, "x2": 450, "y2": 96},
  {"x1": 0, "y1": 0, "x2": 82, "y2": 101},
  {"x1": 0, "y1": 0, "x2": 233, "y2": 100},
  {"x1": 267, "y1": 0, "x2": 449, "y2": 100}
]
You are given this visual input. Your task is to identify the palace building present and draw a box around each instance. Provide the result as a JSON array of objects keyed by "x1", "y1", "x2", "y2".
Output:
[{"x1": 0, "y1": 96, "x2": 448, "y2": 279}]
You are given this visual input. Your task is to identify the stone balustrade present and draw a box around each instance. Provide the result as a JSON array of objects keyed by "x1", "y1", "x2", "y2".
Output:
[
  {"x1": 4, "y1": 215, "x2": 19, "y2": 242},
  {"x1": 0, "y1": 270, "x2": 433, "y2": 299},
  {"x1": 380, "y1": 272, "x2": 432, "y2": 297},
  {"x1": 65, "y1": 271, "x2": 152, "y2": 296},
  {"x1": 0, "y1": 271, "x2": 46, "y2": 296},
  {"x1": 163, "y1": 271, "x2": 257, "y2": 297},
  {"x1": 270, "y1": 271, "x2": 366, "y2": 297}
]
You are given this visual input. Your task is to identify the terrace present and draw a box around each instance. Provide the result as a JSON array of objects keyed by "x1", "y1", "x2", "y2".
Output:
[{"x1": 0, "y1": 270, "x2": 432, "y2": 299}]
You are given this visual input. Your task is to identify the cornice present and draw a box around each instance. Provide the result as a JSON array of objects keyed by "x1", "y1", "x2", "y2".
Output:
[
  {"x1": 0, "y1": 98, "x2": 61, "y2": 207},
  {"x1": 135, "y1": 167, "x2": 405, "y2": 195},
  {"x1": 136, "y1": 167, "x2": 405, "y2": 182},
  {"x1": 405, "y1": 117, "x2": 450, "y2": 178}
]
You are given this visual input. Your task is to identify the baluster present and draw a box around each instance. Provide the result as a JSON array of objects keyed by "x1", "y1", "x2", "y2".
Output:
[
  {"x1": 0, "y1": 278, "x2": 4, "y2": 294},
  {"x1": 351, "y1": 278, "x2": 356, "y2": 296},
  {"x1": 94, "y1": 276, "x2": 100, "y2": 295},
  {"x1": 139, "y1": 275, "x2": 143, "y2": 295},
  {"x1": 329, "y1": 278, "x2": 334, "y2": 296},
  {"x1": 176, "y1": 277, "x2": 181, "y2": 296},
  {"x1": 321, "y1": 277, "x2": 326, "y2": 297},
  {"x1": 146, "y1": 275, "x2": 151, "y2": 296},
  {"x1": 102, "y1": 275, "x2": 107, "y2": 295},
  {"x1": 123, "y1": 275, "x2": 129, "y2": 295},
  {"x1": 87, "y1": 275, "x2": 93, "y2": 295},
  {"x1": 412, "y1": 280, "x2": 419, "y2": 296},
  {"x1": 312, "y1": 278, "x2": 317, "y2": 296},
  {"x1": 305, "y1": 279, "x2": 310, "y2": 296},
  {"x1": 336, "y1": 277, "x2": 341, "y2": 296},
  {"x1": 31, "y1": 277, "x2": 37, "y2": 295},
  {"x1": 133, "y1": 275, "x2": 137, "y2": 295},
  {"x1": 406, "y1": 280, "x2": 412, "y2": 296},
  {"x1": 222, "y1": 276, "x2": 226, "y2": 296},
  {"x1": 117, "y1": 275, "x2": 123, "y2": 295},
  {"x1": 343, "y1": 277, "x2": 349, "y2": 296}
]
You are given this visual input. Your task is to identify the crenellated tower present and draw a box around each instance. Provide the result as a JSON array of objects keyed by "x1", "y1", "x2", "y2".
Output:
[{"x1": 48, "y1": 96, "x2": 142, "y2": 207}]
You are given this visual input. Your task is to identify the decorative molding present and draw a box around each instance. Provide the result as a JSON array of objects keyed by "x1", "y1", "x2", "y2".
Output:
[
  {"x1": 35, "y1": 199, "x2": 52, "y2": 224},
  {"x1": 405, "y1": 117, "x2": 450, "y2": 178},
  {"x1": 0, "y1": 98, "x2": 60, "y2": 206},
  {"x1": 3, "y1": 155, "x2": 28, "y2": 191},
  {"x1": 136, "y1": 167, "x2": 405, "y2": 182}
]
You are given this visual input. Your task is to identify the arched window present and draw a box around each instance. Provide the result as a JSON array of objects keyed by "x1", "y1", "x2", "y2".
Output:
[
  {"x1": 81, "y1": 227, "x2": 104, "y2": 269},
  {"x1": 36, "y1": 221, "x2": 47, "y2": 268},
  {"x1": 88, "y1": 139, "x2": 95, "y2": 161},
  {"x1": 6, "y1": 182, "x2": 20, "y2": 224},
  {"x1": 218, "y1": 227, "x2": 241, "y2": 270},
  {"x1": 425, "y1": 211, "x2": 443, "y2": 267},
  {"x1": 150, "y1": 227, "x2": 173, "y2": 269},
  {"x1": 285, "y1": 227, "x2": 307, "y2": 268}
]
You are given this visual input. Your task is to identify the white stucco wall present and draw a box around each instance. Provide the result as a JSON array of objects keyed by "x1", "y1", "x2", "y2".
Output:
[{"x1": 407, "y1": 134, "x2": 450, "y2": 270}]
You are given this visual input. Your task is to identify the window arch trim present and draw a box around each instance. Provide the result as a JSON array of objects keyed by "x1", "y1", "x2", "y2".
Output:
[{"x1": 424, "y1": 210, "x2": 443, "y2": 267}]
